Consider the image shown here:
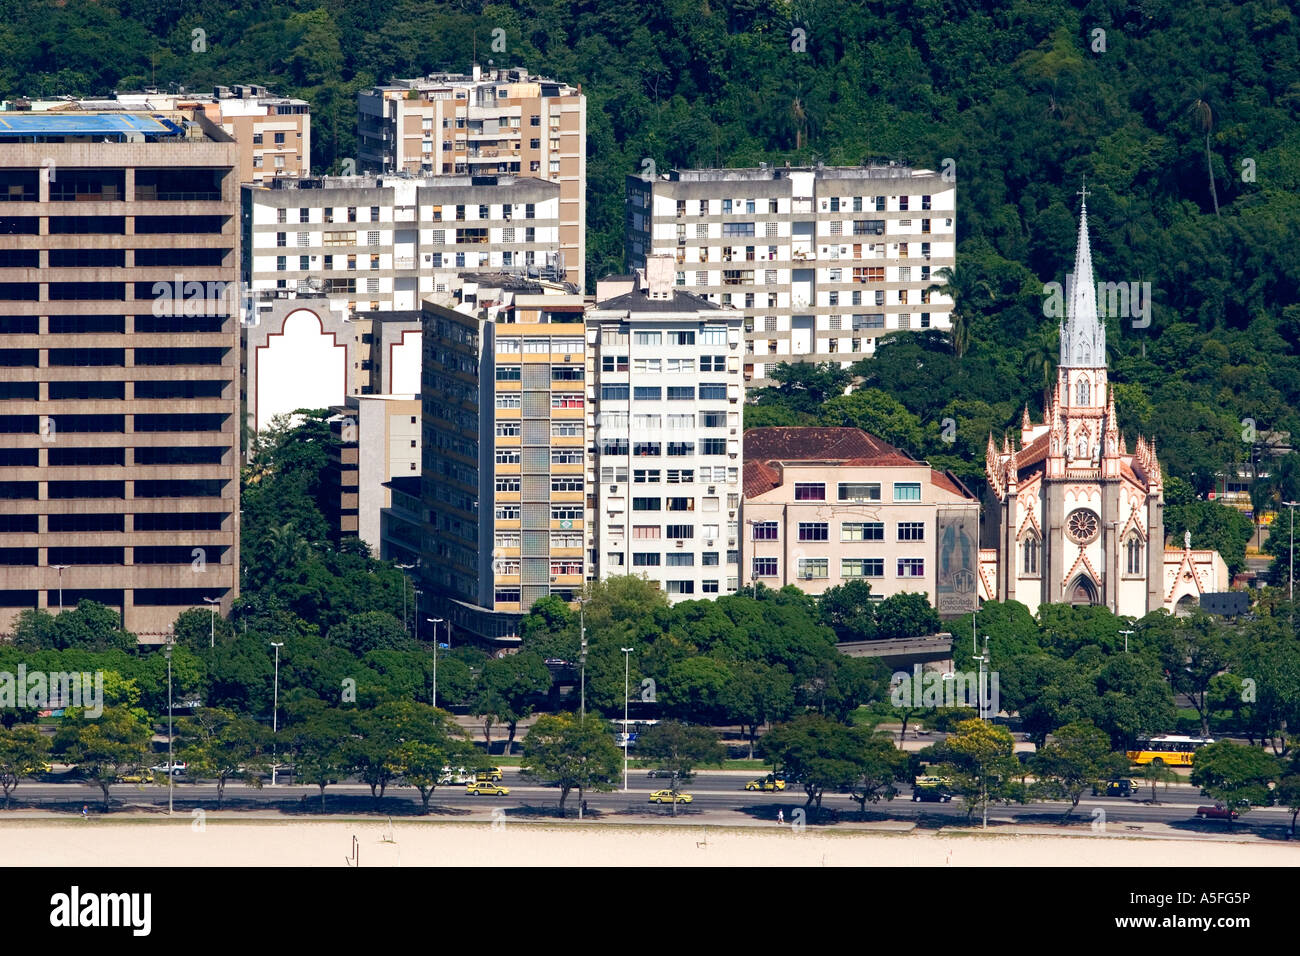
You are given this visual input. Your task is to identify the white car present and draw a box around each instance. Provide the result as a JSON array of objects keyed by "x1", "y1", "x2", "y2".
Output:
[
  {"x1": 150, "y1": 762, "x2": 187, "y2": 776},
  {"x1": 438, "y1": 766, "x2": 474, "y2": 785}
]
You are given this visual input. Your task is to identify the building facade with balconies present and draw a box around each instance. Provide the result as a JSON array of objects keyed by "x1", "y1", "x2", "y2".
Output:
[
  {"x1": 625, "y1": 164, "x2": 956, "y2": 386},
  {"x1": 241, "y1": 174, "x2": 561, "y2": 320},
  {"x1": 357, "y1": 65, "x2": 585, "y2": 288},
  {"x1": 587, "y1": 257, "x2": 746, "y2": 602}
]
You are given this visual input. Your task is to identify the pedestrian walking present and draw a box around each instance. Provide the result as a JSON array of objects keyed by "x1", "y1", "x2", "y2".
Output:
[
  {"x1": 81, "y1": 805, "x2": 88, "y2": 820},
  {"x1": 581, "y1": 799, "x2": 588, "y2": 815},
  {"x1": 777, "y1": 809, "x2": 784, "y2": 825}
]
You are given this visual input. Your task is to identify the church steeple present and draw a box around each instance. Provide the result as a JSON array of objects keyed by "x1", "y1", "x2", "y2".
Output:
[{"x1": 1060, "y1": 179, "x2": 1105, "y2": 370}]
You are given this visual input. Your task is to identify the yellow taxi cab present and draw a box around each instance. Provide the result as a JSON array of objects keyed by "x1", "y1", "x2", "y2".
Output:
[
  {"x1": 649, "y1": 789, "x2": 693, "y2": 804},
  {"x1": 466, "y1": 781, "x2": 510, "y2": 796},
  {"x1": 745, "y1": 775, "x2": 786, "y2": 792}
]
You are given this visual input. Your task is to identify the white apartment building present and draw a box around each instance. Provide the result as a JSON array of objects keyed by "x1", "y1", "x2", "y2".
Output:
[
  {"x1": 587, "y1": 258, "x2": 746, "y2": 602},
  {"x1": 241, "y1": 173, "x2": 562, "y2": 319},
  {"x1": 357, "y1": 65, "x2": 586, "y2": 287},
  {"x1": 625, "y1": 164, "x2": 956, "y2": 385}
]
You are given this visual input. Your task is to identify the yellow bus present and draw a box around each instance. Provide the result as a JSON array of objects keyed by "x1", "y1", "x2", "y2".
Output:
[{"x1": 1125, "y1": 734, "x2": 1214, "y2": 766}]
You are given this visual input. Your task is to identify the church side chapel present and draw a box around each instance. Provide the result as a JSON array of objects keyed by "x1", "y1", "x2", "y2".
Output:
[{"x1": 980, "y1": 186, "x2": 1227, "y2": 617}]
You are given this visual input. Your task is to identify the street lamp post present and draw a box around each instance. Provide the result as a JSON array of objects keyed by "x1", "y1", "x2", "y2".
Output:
[
  {"x1": 428, "y1": 618, "x2": 443, "y2": 708},
  {"x1": 579, "y1": 600, "x2": 587, "y2": 720},
  {"x1": 203, "y1": 596, "x2": 220, "y2": 648},
  {"x1": 269, "y1": 642, "x2": 283, "y2": 786},
  {"x1": 396, "y1": 563, "x2": 415, "y2": 635},
  {"x1": 53, "y1": 565, "x2": 69, "y2": 613},
  {"x1": 164, "y1": 635, "x2": 173, "y2": 816},
  {"x1": 1119, "y1": 628, "x2": 1135, "y2": 654},
  {"x1": 621, "y1": 647, "x2": 634, "y2": 792},
  {"x1": 1285, "y1": 501, "x2": 1299, "y2": 624}
]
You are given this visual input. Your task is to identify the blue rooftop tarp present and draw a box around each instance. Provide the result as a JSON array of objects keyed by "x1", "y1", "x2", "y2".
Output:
[{"x1": 0, "y1": 112, "x2": 183, "y2": 139}]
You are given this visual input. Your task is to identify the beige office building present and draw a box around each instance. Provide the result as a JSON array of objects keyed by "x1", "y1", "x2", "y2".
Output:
[
  {"x1": 2, "y1": 86, "x2": 312, "y2": 185},
  {"x1": 325, "y1": 394, "x2": 421, "y2": 552},
  {"x1": 742, "y1": 428, "x2": 978, "y2": 613},
  {"x1": 357, "y1": 66, "x2": 585, "y2": 288},
  {"x1": 626, "y1": 164, "x2": 956, "y2": 385},
  {"x1": 0, "y1": 111, "x2": 240, "y2": 639}
]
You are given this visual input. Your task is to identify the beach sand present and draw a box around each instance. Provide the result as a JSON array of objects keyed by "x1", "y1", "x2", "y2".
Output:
[{"x1": 3, "y1": 818, "x2": 1294, "y2": 866}]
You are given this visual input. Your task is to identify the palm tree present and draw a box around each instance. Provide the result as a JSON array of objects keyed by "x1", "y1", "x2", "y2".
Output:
[
  {"x1": 1139, "y1": 761, "x2": 1180, "y2": 805},
  {"x1": 923, "y1": 264, "x2": 994, "y2": 360},
  {"x1": 791, "y1": 97, "x2": 807, "y2": 151},
  {"x1": 1188, "y1": 98, "x2": 1220, "y2": 216},
  {"x1": 1024, "y1": 325, "x2": 1059, "y2": 392}
]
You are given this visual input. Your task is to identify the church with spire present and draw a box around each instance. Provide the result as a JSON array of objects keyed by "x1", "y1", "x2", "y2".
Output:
[{"x1": 979, "y1": 185, "x2": 1226, "y2": 617}]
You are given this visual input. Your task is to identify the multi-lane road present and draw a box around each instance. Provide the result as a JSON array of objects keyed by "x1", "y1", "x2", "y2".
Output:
[{"x1": 12, "y1": 769, "x2": 1293, "y2": 836}]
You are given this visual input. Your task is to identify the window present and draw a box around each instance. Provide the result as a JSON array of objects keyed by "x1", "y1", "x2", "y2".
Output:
[
  {"x1": 552, "y1": 449, "x2": 583, "y2": 465},
  {"x1": 666, "y1": 358, "x2": 695, "y2": 373},
  {"x1": 633, "y1": 358, "x2": 661, "y2": 374},
  {"x1": 633, "y1": 469, "x2": 661, "y2": 484},
  {"x1": 551, "y1": 394, "x2": 583, "y2": 409},
  {"x1": 897, "y1": 558, "x2": 925, "y2": 577},
  {"x1": 552, "y1": 422, "x2": 582, "y2": 437},
  {"x1": 495, "y1": 588, "x2": 521, "y2": 604},
  {"x1": 496, "y1": 365, "x2": 521, "y2": 381},
  {"x1": 495, "y1": 421, "x2": 521, "y2": 437},
  {"x1": 698, "y1": 383, "x2": 727, "y2": 400},
  {"x1": 603, "y1": 355, "x2": 629, "y2": 372},
  {"x1": 798, "y1": 522, "x2": 829, "y2": 541},
  {"x1": 665, "y1": 524, "x2": 694, "y2": 539},
  {"x1": 666, "y1": 497, "x2": 694, "y2": 512},
  {"x1": 634, "y1": 386, "x2": 662, "y2": 401},
  {"x1": 844, "y1": 558, "x2": 884, "y2": 578},
  {"x1": 752, "y1": 522, "x2": 779, "y2": 541},
  {"x1": 842, "y1": 522, "x2": 884, "y2": 542},
  {"x1": 794, "y1": 482, "x2": 825, "y2": 501},
  {"x1": 753, "y1": 557, "x2": 778, "y2": 577},
  {"x1": 551, "y1": 476, "x2": 583, "y2": 493},
  {"x1": 797, "y1": 558, "x2": 828, "y2": 579},
  {"x1": 1125, "y1": 537, "x2": 1143, "y2": 575},
  {"x1": 667, "y1": 581, "x2": 696, "y2": 595},
  {"x1": 666, "y1": 553, "x2": 695, "y2": 567},
  {"x1": 634, "y1": 442, "x2": 661, "y2": 457},
  {"x1": 634, "y1": 331, "x2": 661, "y2": 346},
  {"x1": 870, "y1": 513, "x2": 921, "y2": 545},
  {"x1": 551, "y1": 505, "x2": 583, "y2": 521},
  {"x1": 495, "y1": 477, "x2": 521, "y2": 493},
  {"x1": 667, "y1": 330, "x2": 695, "y2": 346},
  {"x1": 893, "y1": 482, "x2": 921, "y2": 502},
  {"x1": 633, "y1": 498, "x2": 661, "y2": 511},
  {"x1": 496, "y1": 338, "x2": 521, "y2": 354},
  {"x1": 700, "y1": 439, "x2": 726, "y2": 455},
  {"x1": 601, "y1": 384, "x2": 630, "y2": 401},
  {"x1": 1024, "y1": 535, "x2": 1041, "y2": 575},
  {"x1": 1077, "y1": 379, "x2": 1090, "y2": 405},
  {"x1": 700, "y1": 411, "x2": 725, "y2": 427},
  {"x1": 633, "y1": 552, "x2": 661, "y2": 567},
  {"x1": 495, "y1": 448, "x2": 520, "y2": 465},
  {"x1": 495, "y1": 504, "x2": 520, "y2": 520},
  {"x1": 633, "y1": 525, "x2": 661, "y2": 539},
  {"x1": 667, "y1": 386, "x2": 695, "y2": 401}
]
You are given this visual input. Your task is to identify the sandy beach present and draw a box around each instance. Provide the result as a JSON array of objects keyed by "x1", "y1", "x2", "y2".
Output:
[{"x1": 3, "y1": 817, "x2": 1294, "y2": 866}]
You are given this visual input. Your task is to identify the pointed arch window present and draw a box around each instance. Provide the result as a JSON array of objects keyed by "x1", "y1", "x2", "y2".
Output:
[
  {"x1": 1023, "y1": 534, "x2": 1040, "y2": 576},
  {"x1": 1126, "y1": 536, "x2": 1144, "y2": 575},
  {"x1": 1077, "y1": 378, "x2": 1090, "y2": 406}
]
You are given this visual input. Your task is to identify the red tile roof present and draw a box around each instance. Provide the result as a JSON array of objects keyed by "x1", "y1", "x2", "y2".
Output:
[
  {"x1": 743, "y1": 459, "x2": 783, "y2": 498},
  {"x1": 744, "y1": 427, "x2": 912, "y2": 464}
]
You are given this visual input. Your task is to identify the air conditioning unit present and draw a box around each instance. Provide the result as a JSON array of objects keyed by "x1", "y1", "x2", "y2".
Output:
[
  {"x1": 675, "y1": 540, "x2": 685, "y2": 548},
  {"x1": 550, "y1": 576, "x2": 558, "y2": 582},
  {"x1": 564, "y1": 354, "x2": 571, "y2": 362},
  {"x1": 610, "y1": 485, "x2": 618, "y2": 493},
  {"x1": 728, "y1": 510, "x2": 736, "y2": 517},
  {"x1": 705, "y1": 539, "x2": 715, "y2": 547},
  {"x1": 708, "y1": 485, "x2": 716, "y2": 494},
  {"x1": 727, "y1": 537, "x2": 736, "y2": 546}
]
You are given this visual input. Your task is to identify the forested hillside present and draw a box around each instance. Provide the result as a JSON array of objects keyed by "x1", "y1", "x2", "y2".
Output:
[{"x1": 3, "y1": 0, "x2": 1297, "y2": 504}]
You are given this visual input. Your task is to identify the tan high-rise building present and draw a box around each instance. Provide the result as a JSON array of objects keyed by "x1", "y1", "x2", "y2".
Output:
[
  {"x1": 357, "y1": 66, "x2": 585, "y2": 288},
  {"x1": 0, "y1": 111, "x2": 240, "y2": 640},
  {"x1": 419, "y1": 277, "x2": 586, "y2": 646},
  {"x1": 2, "y1": 86, "x2": 312, "y2": 185}
]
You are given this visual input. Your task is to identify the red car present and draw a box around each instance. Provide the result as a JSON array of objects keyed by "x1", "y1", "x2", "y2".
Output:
[{"x1": 1196, "y1": 803, "x2": 1240, "y2": 820}]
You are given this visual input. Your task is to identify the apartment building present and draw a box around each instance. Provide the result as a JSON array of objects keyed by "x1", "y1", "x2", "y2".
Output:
[
  {"x1": 2, "y1": 85, "x2": 312, "y2": 184},
  {"x1": 357, "y1": 65, "x2": 586, "y2": 287},
  {"x1": 742, "y1": 427, "x2": 979, "y2": 615},
  {"x1": 625, "y1": 164, "x2": 956, "y2": 385},
  {"x1": 0, "y1": 112, "x2": 240, "y2": 639},
  {"x1": 420, "y1": 278, "x2": 587, "y2": 645},
  {"x1": 587, "y1": 258, "x2": 746, "y2": 602},
  {"x1": 241, "y1": 173, "x2": 562, "y2": 318},
  {"x1": 324, "y1": 394, "x2": 421, "y2": 552}
]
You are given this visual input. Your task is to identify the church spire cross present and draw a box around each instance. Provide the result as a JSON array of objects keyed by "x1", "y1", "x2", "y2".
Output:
[{"x1": 1060, "y1": 178, "x2": 1105, "y2": 371}]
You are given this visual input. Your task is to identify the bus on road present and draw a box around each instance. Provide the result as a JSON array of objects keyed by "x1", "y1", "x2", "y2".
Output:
[{"x1": 1125, "y1": 734, "x2": 1214, "y2": 766}]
